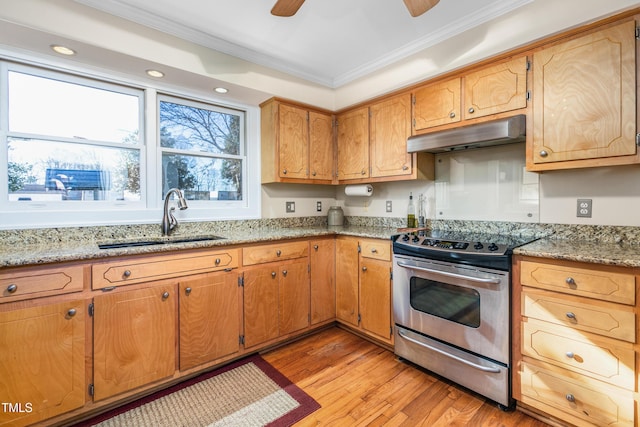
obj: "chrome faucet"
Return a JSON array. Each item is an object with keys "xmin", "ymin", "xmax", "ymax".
[{"xmin": 162, "ymin": 188, "xmax": 188, "ymax": 236}]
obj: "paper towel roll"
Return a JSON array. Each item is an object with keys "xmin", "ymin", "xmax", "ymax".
[{"xmin": 345, "ymin": 184, "xmax": 373, "ymax": 197}]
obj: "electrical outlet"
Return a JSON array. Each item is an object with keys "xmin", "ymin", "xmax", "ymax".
[
  {"xmin": 386, "ymin": 200, "xmax": 392, "ymax": 213},
  {"xmin": 577, "ymin": 199, "xmax": 592, "ymax": 218},
  {"xmin": 286, "ymin": 201, "xmax": 295, "ymax": 213},
  {"xmin": 316, "ymin": 201, "xmax": 322, "ymax": 212}
]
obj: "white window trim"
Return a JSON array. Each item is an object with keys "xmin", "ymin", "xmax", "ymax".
[{"xmin": 0, "ymin": 57, "xmax": 261, "ymax": 230}]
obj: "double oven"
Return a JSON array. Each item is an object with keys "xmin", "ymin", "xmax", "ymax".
[{"xmin": 392, "ymin": 231, "xmax": 536, "ymax": 408}]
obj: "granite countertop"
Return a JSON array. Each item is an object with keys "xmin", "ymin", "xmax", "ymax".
[{"xmin": 0, "ymin": 225, "xmax": 398, "ymax": 268}]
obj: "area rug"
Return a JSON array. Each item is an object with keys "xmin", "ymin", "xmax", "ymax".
[{"xmin": 73, "ymin": 354, "xmax": 320, "ymax": 427}]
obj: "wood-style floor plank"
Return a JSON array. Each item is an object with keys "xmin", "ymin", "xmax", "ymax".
[{"xmin": 262, "ymin": 327, "xmax": 550, "ymax": 427}]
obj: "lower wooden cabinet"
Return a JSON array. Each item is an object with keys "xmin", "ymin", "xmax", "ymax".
[
  {"xmin": 179, "ymin": 270, "xmax": 241, "ymax": 371},
  {"xmin": 0, "ymin": 299, "xmax": 86, "ymax": 427},
  {"xmin": 93, "ymin": 284, "xmax": 177, "ymax": 401},
  {"xmin": 310, "ymin": 238, "xmax": 336, "ymax": 325}
]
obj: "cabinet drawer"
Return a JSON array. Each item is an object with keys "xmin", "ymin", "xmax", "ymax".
[
  {"xmin": 522, "ymin": 318, "xmax": 634, "ymax": 390},
  {"xmin": 0, "ymin": 264, "xmax": 84, "ymax": 302},
  {"xmin": 243, "ymin": 241, "xmax": 308, "ymax": 266},
  {"xmin": 523, "ymin": 288, "xmax": 635, "ymax": 343},
  {"xmin": 521, "ymin": 361, "xmax": 634, "ymax": 427},
  {"xmin": 360, "ymin": 239, "xmax": 391, "ymax": 261},
  {"xmin": 520, "ymin": 260, "xmax": 635, "ymax": 305},
  {"xmin": 92, "ymin": 248, "xmax": 239, "ymax": 289}
]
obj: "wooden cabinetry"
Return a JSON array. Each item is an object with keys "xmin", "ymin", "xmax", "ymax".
[
  {"xmin": 242, "ymin": 241, "xmax": 310, "ymax": 348},
  {"xmin": 413, "ymin": 56, "xmax": 528, "ymax": 133},
  {"xmin": 335, "ymin": 236, "xmax": 393, "ymax": 345},
  {"xmin": 179, "ymin": 270, "xmax": 241, "ymax": 371},
  {"xmin": 261, "ymin": 98, "xmax": 334, "ymax": 184},
  {"xmin": 529, "ymin": 20, "xmax": 638, "ymax": 171},
  {"xmin": 0, "ymin": 298, "xmax": 86, "ymax": 427},
  {"xmin": 337, "ymin": 96, "xmax": 434, "ymax": 184},
  {"xmin": 513, "ymin": 256, "xmax": 638, "ymax": 427},
  {"xmin": 309, "ymin": 237, "xmax": 336, "ymax": 325},
  {"xmin": 93, "ymin": 284, "xmax": 177, "ymax": 401},
  {"xmin": 1, "ymin": 262, "xmax": 84, "ymax": 302}
]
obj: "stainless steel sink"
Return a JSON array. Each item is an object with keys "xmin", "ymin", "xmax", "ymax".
[{"xmin": 98, "ymin": 235, "xmax": 225, "ymax": 249}]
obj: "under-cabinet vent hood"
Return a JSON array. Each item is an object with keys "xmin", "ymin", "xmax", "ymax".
[{"xmin": 407, "ymin": 115, "xmax": 526, "ymax": 153}]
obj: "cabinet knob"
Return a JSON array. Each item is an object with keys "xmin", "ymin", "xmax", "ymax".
[
  {"xmin": 67, "ymin": 308, "xmax": 77, "ymax": 318},
  {"xmin": 276, "ymin": 250, "xmax": 282, "ymax": 257},
  {"xmin": 468, "ymin": 107, "xmax": 475, "ymax": 114},
  {"xmin": 371, "ymin": 248, "xmax": 378, "ymax": 253},
  {"xmin": 215, "ymin": 258, "xmax": 221, "ymax": 265},
  {"xmin": 361, "ymin": 169, "xmax": 366, "ymax": 175},
  {"xmin": 402, "ymin": 165, "xmax": 409, "ymax": 171},
  {"xmin": 123, "ymin": 270, "xmax": 132, "ymax": 278},
  {"xmin": 162, "ymin": 291, "xmax": 170, "ymax": 300},
  {"xmin": 312, "ymin": 171, "xmax": 317, "ymax": 176},
  {"xmin": 449, "ymin": 112, "xmax": 456, "ymax": 118},
  {"xmin": 565, "ymin": 277, "xmax": 576, "ymax": 286},
  {"xmin": 565, "ymin": 312, "xmax": 576, "ymax": 320},
  {"xmin": 282, "ymin": 169, "xmax": 287, "ymax": 175},
  {"xmin": 314, "ymin": 245, "xmax": 319, "ymax": 251},
  {"xmin": 6, "ymin": 284, "xmax": 17, "ymax": 294},
  {"xmin": 362, "ymin": 266, "xmax": 367, "ymax": 272},
  {"xmin": 539, "ymin": 150, "xmax": 548, "ymax": 157},
  {"xmin": 271, "ymin": 271, "xmax": 277, "ymax": 278},
  {"xmin": 185, "ymin": 287, "xmax": 192, "ymax": 295},
  {"xmin": 566, "ymin": 351, "xmax": 575, "ymax": 359},
  {"xmin": 282, "ymin": 270, "xmax": 288, "ymax": 277},
  {"xmin": 565, "ymin": 394, "xmax": 575, "ymax": 403}
]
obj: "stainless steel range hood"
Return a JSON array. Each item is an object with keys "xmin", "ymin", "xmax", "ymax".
[{"xmin": 407, "ymin": 115, "xmax": 526, "ymax": 153}]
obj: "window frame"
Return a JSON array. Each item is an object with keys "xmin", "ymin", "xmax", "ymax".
[{"xmin": 0, "ymin": 58, "xmax": 261, "ymax": 229}]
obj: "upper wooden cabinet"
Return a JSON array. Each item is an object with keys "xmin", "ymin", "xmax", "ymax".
[
  {"xmin": 413, "ymin": 56, "xmax": 528, "ymax": 133},
  {"xmin": 261, "ymin": 98, "xmax": 335, "ymax": 184},
  {"xmin": 337, "ymin": 96, "xmax": 434, "ymax": 184},
  {"xmin": 529, "ymin": 20, "xmax": 638, "ymax": 170}
]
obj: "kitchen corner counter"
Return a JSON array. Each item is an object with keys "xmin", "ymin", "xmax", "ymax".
[
  {"xmin": 514, "ymin": 237, "xmax": 640, "ymax": 268},
  {"xmin": 0, "ymin": 224, "xmax": 398, "ymax": 268}
]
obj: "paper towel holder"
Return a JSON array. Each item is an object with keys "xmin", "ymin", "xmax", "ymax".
[{"xmin": 345, "ymin": 184, "xmax": 373, "ymax": 197}]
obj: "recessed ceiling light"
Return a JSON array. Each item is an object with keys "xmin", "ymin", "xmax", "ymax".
[
  {"xmin": 214, "ymin": 87, "xmax": 228, "ymax": 94},
  {"xmin": 50, "ymin": 45, "xmax": 76, "ymax": 56},
  {"xmin": 146, "ymin": 69, "xmax": 165, "ymax": 78}
]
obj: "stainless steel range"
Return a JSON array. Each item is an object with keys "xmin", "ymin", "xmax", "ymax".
[{"xmin": 392, "ymin": 230, "xmax": 537, "ymax": 409}]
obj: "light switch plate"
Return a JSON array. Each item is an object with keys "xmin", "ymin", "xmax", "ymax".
[
  {"xmin": 286, "ymin": 201, "xmax": 295, "ymax": 213},
  {"xmin": 386, "ymin": 200, "xmax": 392, "ymax": 212}
]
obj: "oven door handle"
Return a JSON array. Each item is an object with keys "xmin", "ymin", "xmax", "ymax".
[
  {"xmin": 398, "ymin": 329, "xmax": 502, "ymax": 373},
  {"xmin": 396, "ymin": 262, "xmax": 502, "ymax": 285}
]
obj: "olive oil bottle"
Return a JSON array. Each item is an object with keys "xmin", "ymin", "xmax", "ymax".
[{"xmin": 407, "ymin": 192, "xmax": 416, "ymax": 228}]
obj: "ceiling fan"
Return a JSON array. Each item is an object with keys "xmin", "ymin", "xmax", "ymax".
[{"xmin": 271, "ymin": 0, "xmax": 440, "ymax": 17}]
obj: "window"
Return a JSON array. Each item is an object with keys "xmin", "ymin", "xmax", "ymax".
[{"xmin": 0, "ymin": 61, "xmax": 260, "ymax": 228}]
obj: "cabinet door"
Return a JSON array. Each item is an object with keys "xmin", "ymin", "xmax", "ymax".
[
  {"xmin": 279, "ymin": 260, "xmax": 310, "ymax": 335},
  {"xmin": 310, "ymin": 238, "xmax": 336, "ymax": 325},
  {"xmin": 337, "ymin": 107, "xmax": 369, "ymax": 180},
  {"xmin": 93, "ymin": 285, "xmax": 176, "ymax": 401},
  {"xmin": 370, "ymin": 94, "xmax": 413, "ymax": 178},
  {"xmin": 179, "ymin": 271, "xmax": 240, "ymax": 371},
  {"xmin": 0, "ymin": 300, "xmax": 85, "ymax": 426},
  {"xmin": 243, "ymin": 266, "xmax": 279, "ymax": 348},
  {"xmin": 463, "ymin": 56, "xmax": 528, "ymax": 120},
  {"xmin": 335, "ymin": 237, "xmax": 359, "ymax": 326},
  {"xmin": 279, "ymin": 103, "xmax": 309, "ymax": 179},
  {"xmin": 309, "ymin": 111, "xmax": 334, "ymax": 181},
  {"xmin": 413, "ymin": 77, "xmax": 461, "ymax": 131},
  {"xmin": 532, "ymin": 20, "xmax": 636, "ymax": 164},
  {"xmin": 359, "ymin": 258, "xmax": 392, "ymax": 342}
]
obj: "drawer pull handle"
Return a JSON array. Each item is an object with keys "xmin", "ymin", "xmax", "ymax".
[
  {"xmin": 468, "ymin": 107, "xmax": 475, "ymax": 114},
  {"xmin": 449, "ymin": 112, "xmax": 456, "ymax": 118},
  {"xmin": 362, "ymin": 266, "xmax": 368, "ymax": 272},
  {"xmin": 271, "ymin": 271, "xmax": 277, "ymax": 278},
  {"xmin": 6, "ymin": 284, "xmax": 17, "ymax": 294},
  {"xmin": 162, "ymin": 291, "xmax": 170, "ymax": 300},
  {"xmin": 314, "ymin": 245, "xmax": 319, "ymax": 251},
  {"xmin": 566, "ymin": 312, "xmax": 576, "ymax": 320},
  {"xmin": 565, "ymin": 394, "xmax": 575, "ymax": 403},
  {"xmin": 123, "ymin": 270, "xmax": 132, "ymax": 278},
  {"xmin": 185, "ymin": 287, "xmax": 192, "ymax": 295},
  {"xmin": 540, "ymin": 150, "xmax": 548, "ymax": 157},
  {"xmin": 371, "ymin": 248, "xmax": 378, "ymax": 253},
  {"xmin": 282, "ymin": 270, "xmax": 288, "ymax": 277},
  {"xmin": 67, "ymin": 308, "xmax": 77, "ymax": 318},
  {"xmin": 565, "ymin": 277, "xmax": 576, "ymax": 286},
  {"xmin": 282, "ymin": 169, "xmax": 287, "ymax": 175},
  {"xmin": 215, "ymin": 258, "xmax": 221, "ymax": 265},
  {"xmin": 276, "ymin": 250, "xmax": 282, "ymax": 257},
  {"xmin": 566, "ymin": 351, "xmax": 575, "ymax": 359}
]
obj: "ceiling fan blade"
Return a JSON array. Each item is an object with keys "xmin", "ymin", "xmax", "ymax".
[
  {"xmin": 271, "ymin": 0, "xmax": 306, "ymax": 17},
  {"xmin": 403, "ymin": 0, "xmax": 440, "ymax": 17}
]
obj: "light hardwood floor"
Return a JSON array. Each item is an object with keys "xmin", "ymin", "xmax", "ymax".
[{"xmin": 262, "ymin": 327, "xmax": 550, "ymax": 426}]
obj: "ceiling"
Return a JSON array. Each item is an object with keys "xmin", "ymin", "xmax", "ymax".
[{"xmin": 76, "ymin": 0, "xmax": 534, "ymax": 88}]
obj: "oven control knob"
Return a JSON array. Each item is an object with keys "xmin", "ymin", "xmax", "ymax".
[
  {"xmin": 473, "ymin": 242, "xmax": 483, "ymax": 250},
  {"xmin": 488, "ymin": 243, "xmax": 499, "ymax": 251},
  {"xmin": 412, "ymin": 235, "xmax": 420, "ymax": 243},
  {"xmin": 402, "ymin": 234, "xmax": 410, "ymax": 241}
]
